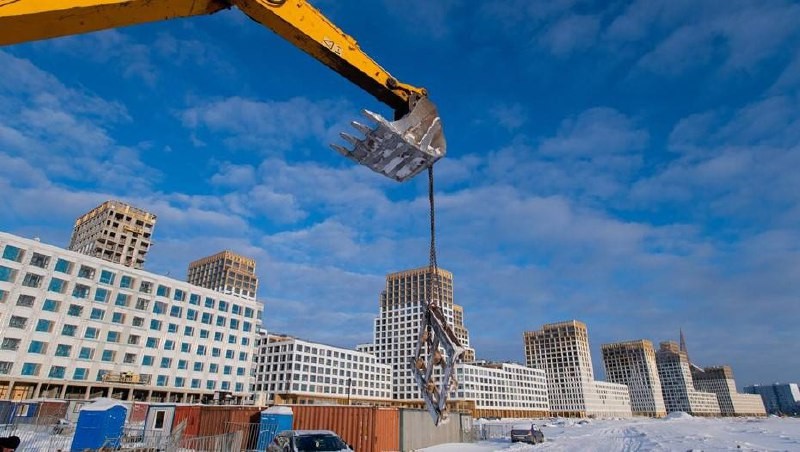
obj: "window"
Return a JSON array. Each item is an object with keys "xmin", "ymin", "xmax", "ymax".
[
  {"xmin": 135, "ymin": 297, "xmax": 149, "ymax": 310},
  {"xmin": 169, "ymin": 306, "xmax": 182, "ymax": 318},
  {"xmin": 22, "ymin": 272, "xmax": 44, "ymax": 288},
  {"xmin": 191, "ymin": 379, "xmax": 201, "ymax": 389},
  {"xmin": 168, "ymin": 323, "xmax": 178, "ymax": 333},
  {"xmin": 153, "ymin": 301, "xmax": 166, "ymax": 314},
  {"xmin": 61, "ymin": 324, "xmax": 77, "ymax": 336},
  {"xmin": 101, "ymin": 350, "xmax": 116, "ymax": 362},
  {"xmin": 223, "ymin": 365, "xmax": 232, "ymax": 375},
  {"xmin": 218, "ymin": 300, "xmax": 228, "ymax": 312},
  {"xmin": 173, "ymin": 289, "xmax": 185, "ymax": 301},
  {"xmin": 30, "ymin": 252, "xmax": 50, "ymax": 268},
  {"xmin": 21, "ymin": 363, "xmax": 40, "ymax": 376},
  {"xmin": 164, "ymin": 340, "xmax": 175, "ymax": 351},
  {"xmin": 193, "ymin": 362, "xmax": 204, "ymax": 371},
  {"xmin": 96, "ymin": 370, "xmax": 109, "ymax": 382},
  {"xmin": 1, "ymin": 338, "xmax": 20, "ymax": 351},
  {"xmin": 156, "ymin": 285, "xmax": 170, "ymax": 297},
  {"xmin": 201, "ymin": 312, "xmax": 212, "ymax": 324},
  {"xmin": 77, "ymin": 265, "xmax": 96, "ymax": 279},
  {"xmin": 196, "ymin": 345, "xmax": 206, "ymax": 356},
  {"xmin": 35, "ymin": 319, "xmax": 53, "ymax": 332},
  {"xmin": 142, "ymin": 355, "xmax": 154, "ymax": 366},
  {"xmin": 200, "ymin": 329, "xmax": 209, "ymax": 339},
  {"xmin": 72, "ymin": 284, "xmax": 90, "ymax": 299},
  {"xmin": 237, "ymin": 367, "xmax": 245, "ymax": 376},
  {"xmin": 28, "ymin": 341, "xmax": 47, "ymax": 354},
  {"xmin": 189, "ymin": 294, "xmax": 200, "ymax": 305},
  {"xmin": 67, "ymin": 304, "xmax": 83, "ymax": 317},
  {"xmin": 204, "ymin": 297, "xmax": 215, "ymax": 308},
  {"xmin": 123, "ymin": 353, "xmax": 137, "ymax": 364},
  {"xmin": 177, "ymin": 360, "xmax": 188, "ymax": 370},
  {"xmin": 187, "ymin": 309, "xmax": 198, "ymax": 321},
  {"xmin": 78, "ymin": 347, "xmax": 94, "ymax": 359},
  {"xmin": 212, "ymin": 347, "xmax": 221, "ymax": 357},
  {"xmin": 115, "ymin": 293, "xmax": 130, "ymax": 307},
  {"xmin": 216, "ymin": 316, "xmax": 226, "ymax": 327},
  {"xmin": 241, "ymin": 337, "xmax": 249, "ymax": 346},
  {"xmin": 214, "ymin": 332, "xmax": 223, "ymax": 342},
  {"xmin": 90, "ymin": 308, "xmax": 105, "ymax": 320},
  {"xmin": 0, "ymin": 289, "xmax": 5, "ymax": 303},
  {"xmin": 160, "ymin": 358, "xmax": 172, "ymax": 368},
  {"xmin": 73, "ymin": 368, "xmax": 88, "ymax": 380},
  {"xmin": 42, "ymin": 299, "xmax": 61, "ymax": 312},
  {"xmin": 0, "ymin": 362, "xmax": 12, "ymax": 375},
  {"xmin": 243, "ymin": 321, "xmax": 252, "ymax": 332},
  {"xmin": 84, "ymin": 327, "xmax": 99, "ymax": 339},
  {"xmin": 209, "ymin": 364, "xmax": 218, "ymax": 373},
  {"xmin": 228, "ymin": 335, "xmax": 236, "ymax": 344},
  {"xmin": 94, "ymin": 287, "xmax": 109, "ymax": 303},
  {"xmin": 244, "ymin": 307, "xmax": 254, "ymax": 318},
  {"xmin": 99, "ymin": 270, "xmax": 115, "ymax": 285},
  {"xmin": 48, "ymin": 277, "xmax": 67, "ymax": 293},
  {"xmin": 9, "ymin": 316, "xmax": 27, "ymax": 329},
  {"xmin": 139, "ymin": 280, "xmax": 153, "ymax": 294},
  {"xmin": 239, "ymin": 352, "xmax": 248, "ymax": 361},
  {"xmin": 175, "ymin": 377, "xmax": 185, "ymax": 388},
  {"xmin": 128, "ymin": 335, "xmax": 140, "ymax": 345},
  {"xmin": 150, "ymin": 319, "xmax": 162, "ymax": 331},
  {"xmin": 232, "ymin": 304, "xmax": 241, "ymax": 315},
  {"xmin": 120, "ymin": 275, "xmax": 133, "ymax": 289},
  {"xmin": 206, "ymin": 380, "xmax": 216, "ymax": 390},
  {"xmin": 146, "ymin": 337, "xmax": 159, "ymax": 348},
  {"xmin": 112, "ymin": 312, "xmax": 125, "ymax": 324},
  {"xmin": 221, "ymin": 382, "xmax": 230, "ymax": 391},
  {"xmin": 132, "ymin": 317, "xmax": 145, "ymax": 327},
  {"xmin": 54, "ymin": 258, "xmax": 73, "ymax": 274},
  {"xmin": 235, "ymin": 383, "xmax": 243, "ymax": 392},
  {"xmin": 0, "ymin": 266, "xmax": 17, "ymax": 283},
  {"xmin": 184, "ymin": 326, "xmax": 194, "ymax": 336},
  {"xmin": 180, "ymin": 343, "xmax": 191, "ymax": 353},
  {"xmin": 2, "ymin": 245, "xmax": 24, "ymax": 262},
  {"xmin": 230, "ymin": 319, "xmax": 239, "ymax": 330},
  {"xmin": 16, "ymin": 294, "xmax": 35, "ymax": 307},
  {"xmin": 107, "ymin": 331, "xmax": 120, "ymax": 342},
  {"xmin": 225, "ymin": 350, "xmax": 234, "ymax": 359},
  {"xmin": 55, "ymin": 344, "xmax": 72, "ymax": 357}
]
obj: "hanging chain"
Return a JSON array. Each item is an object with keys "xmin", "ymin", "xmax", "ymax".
[{"xmin": 428, "ymin": 166, "xmax": 439, "ymax": 308}]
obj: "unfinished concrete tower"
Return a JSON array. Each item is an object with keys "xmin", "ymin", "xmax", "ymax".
[
  {"xmin": 187, "ymin": 250, "xmax": 259, "ymax": 301},
  {"xmin": 601, "ymin": 340, "xmax": 667, "ymax": 417}
]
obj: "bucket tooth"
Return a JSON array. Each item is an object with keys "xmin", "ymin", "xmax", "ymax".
[
  {"xmin": 339, "ymin": 132, "xmax": 361, "ymax": 147},
  {"xmin": 351, "ymin": 120, "xmax": 374, "ymax": 136},
  {"xmin": 330, "ymin": 144, "xmax": 352, "ymax": 158}
]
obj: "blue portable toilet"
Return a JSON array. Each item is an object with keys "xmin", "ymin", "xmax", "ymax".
[
  {"xmin": 71, "ymin": 398, "xmax": 128, "ymax": 451},
  {"xmin": 257, "ymin": 406, "xmax": 293, "ymax": 451}
]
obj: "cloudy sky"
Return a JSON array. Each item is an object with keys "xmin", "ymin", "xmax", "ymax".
[{"xmin": 2, "ymin": 0, "xmax": 799, "ymax": 386}]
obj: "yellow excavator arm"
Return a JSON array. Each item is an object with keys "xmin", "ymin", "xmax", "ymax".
[{"xmin": 0, "ymin": 0, "xmax": 445, "ymax": 181}]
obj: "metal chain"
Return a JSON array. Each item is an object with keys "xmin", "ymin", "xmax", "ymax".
[{"xmin": 428, "ymin": 166, "xmax": 439, "ymax": 308}]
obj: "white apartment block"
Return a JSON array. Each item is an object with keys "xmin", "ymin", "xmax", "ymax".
[
  {"xmin": 655, "ymin": 342, "xmax": 720, "ymax": 416},
  {"xmin": 357, "ymin": 267, "xmax": 548, "ymax": 418},
  {"xmin": 451, "ymin": 362, "xmax": 549, "ymax": 418},
  {"xmin": 524, "ymin": 320, "xmax": 632, "ymax": 418},
  {"xmin": 253, "ymin": 331, "xmax": 392, "ymax": 406},
  {"xmin": 602, "ymin": 340, "xmax": 667, "ymax": 417},
  {"xmin": 68, "ymin": 200, "xmax": 156, "ymax": 270},
  {"xmin": 0, "ymin": 232, "xmax": 261, "ymax": 403},
  {"xmin": 692, "ymin": 366, "xmax": 766, "ymax": 417}
]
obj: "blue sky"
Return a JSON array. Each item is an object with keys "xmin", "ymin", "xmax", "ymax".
[{"xmin": 2, "ymin": 0, "xmax": 799, "ymax": 387}]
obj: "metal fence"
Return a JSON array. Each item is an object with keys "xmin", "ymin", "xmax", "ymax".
[{"xmin": 0, "ymin": 416, "xmax": 74, "ymax": 452}]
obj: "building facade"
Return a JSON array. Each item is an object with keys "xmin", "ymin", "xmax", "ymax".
[
  {"xmin": 68, "ymin": 200, "xmax": 157, "ymax": 270},
  {"xmin": 744, "ymin": 383, "xmax": 800, "ymax": 415},
  {"xmin": 357, "ymin": 266, "xmax": 548, "ymax": 418},
  {"xmin": 187, "ymin": 251, "xmax": 258, "ymax": 301},
  {"xmin": 0, "ymin": 232, "xmax": 261, "ymax": 403},
  {"xmin": 601, "ymin": 340, "xmax": 667, "ymax": 417},
  {"xmin": 655, "ymin": 342, "xmax": 720, "ymax": 416},
  {"xmin": 691, "ymin": 366, "xmax": 766, "ymax": 416},
  {"xmin": 524, "ymin": 320, "xmax": 632, "ymax": 418},
  {"xmin": 253, "ymin": 332, "xmax": 392, "ymax": 406}
]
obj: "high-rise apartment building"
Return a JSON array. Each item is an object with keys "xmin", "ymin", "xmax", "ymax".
[
  {"xmin": 744, "ymin": 383, "xmax": 800, "ymax": 415},
  {"xmin": 691, "ymin": 366, "xmax": 766, "ymax": 416},
  {"xmin": 357, "ymin": 266, "xmax": 548, "ymax": 418},
  {"xmin": 655, "ymin": 341, "xmax": 720, "ymax": 416},
  {"xmin": 0, "ymin": 231, "xmax": 260, "ymax": 403},
  {"xmin": 68, "ymin": 200, "xmax": 156, "ymax": 269},
  {"xmin": 187, "ymin": 251, "xmax": 258, "ymax": 301},
  {"xmin": 524, "ymin": 320, "xmax": 632, "ymax": 418},
  {"xmin": 601, "ymin": 340, "xmax": 667, "ymax": 417},
  {"xmin": 252, "ymin": 331, "xmax": 392, "ymax": 406}
]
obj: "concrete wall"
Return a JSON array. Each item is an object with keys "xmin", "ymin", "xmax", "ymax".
[{"xmin": 399, "ymin": 409, "xmax": 472, "ymax": 451}]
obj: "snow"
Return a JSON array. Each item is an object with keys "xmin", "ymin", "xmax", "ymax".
[
  {"xmin": 422, "ymin": 416, "xmax": 800, "ymax": 452},
  {"xmin": 263, "ymin": 405, "xmax": 293, "ymax": 415},
  {"xmin": 80, "ymin": 397, "xmax": 127, "ymax": 411}
]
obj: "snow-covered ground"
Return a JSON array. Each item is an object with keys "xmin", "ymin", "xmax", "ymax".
[{"xmin": 423, "ymin": 414, "xmax": 800, "ymax": 452}]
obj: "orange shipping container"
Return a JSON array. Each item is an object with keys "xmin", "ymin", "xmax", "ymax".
[
  {"xmin": 173, "ymin": 405, "xmax": 201, "ymax": 437},
  {"xmin": 289, "ymin": 405, "xmax": 399, "ymax": 452}
]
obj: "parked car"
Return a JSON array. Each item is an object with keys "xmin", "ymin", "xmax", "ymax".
[
  {"xmin": 510, "ymin": 423, "xmax": 545, "ymax": 444},
  {"xmin": 267, "ymin": 430, "xmax": 353, "ymax": 452}
]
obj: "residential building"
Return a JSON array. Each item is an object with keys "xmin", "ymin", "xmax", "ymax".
[
  {"xmin": 357, "ymin": 266, "xmax": 548, "ymax": 418},
  {"xmin": 187, "ymin": 251, "xmax": 258, "ymax": 301},
  {"xmin": 744, "ymin": 383, "xmax": 800, "ymax": 415},
  {"xmin": 692, "ymin": 366, "xmax": 766, "ymax": 417},
  {"xmin": 68, "ymin": 200, "xmax": 156, "ymax": 270},
  {"xmin": 524, "ymin": 321, "xmax": 632, "ymax": 418},
  {"xmin": 253, "ymin": 332, "xmax": 392, "ymax": 406},
  {"xmin": 655, "ymin": 341, "xmax": 720, "ymax": 416},
  {"xmin": 0, "ymin": 231, "xmax": 261, "ymax": 403},
  {"xmin": 601, "ymin": 340, "xmax": 667, "ymax": 417}
]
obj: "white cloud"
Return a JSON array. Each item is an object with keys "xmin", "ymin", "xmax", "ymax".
[{"xmin": 538, "ymin": 14, "xmax": 601, "ymax": 57}]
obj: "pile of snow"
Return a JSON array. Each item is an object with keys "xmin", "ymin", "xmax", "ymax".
[{"xmin": 665, "ymin": 411, "xmax": 693, "ymax": 420}]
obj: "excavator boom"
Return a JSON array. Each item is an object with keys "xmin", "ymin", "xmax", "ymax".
[{"xmin": 0, "ymin": 0, "xmax": 445, "ymax": 181}]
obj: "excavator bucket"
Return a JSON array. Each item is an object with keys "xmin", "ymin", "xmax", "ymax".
[{"xmin": 331, "ymin": 98, "xmax": 446, "ymax": 182}]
